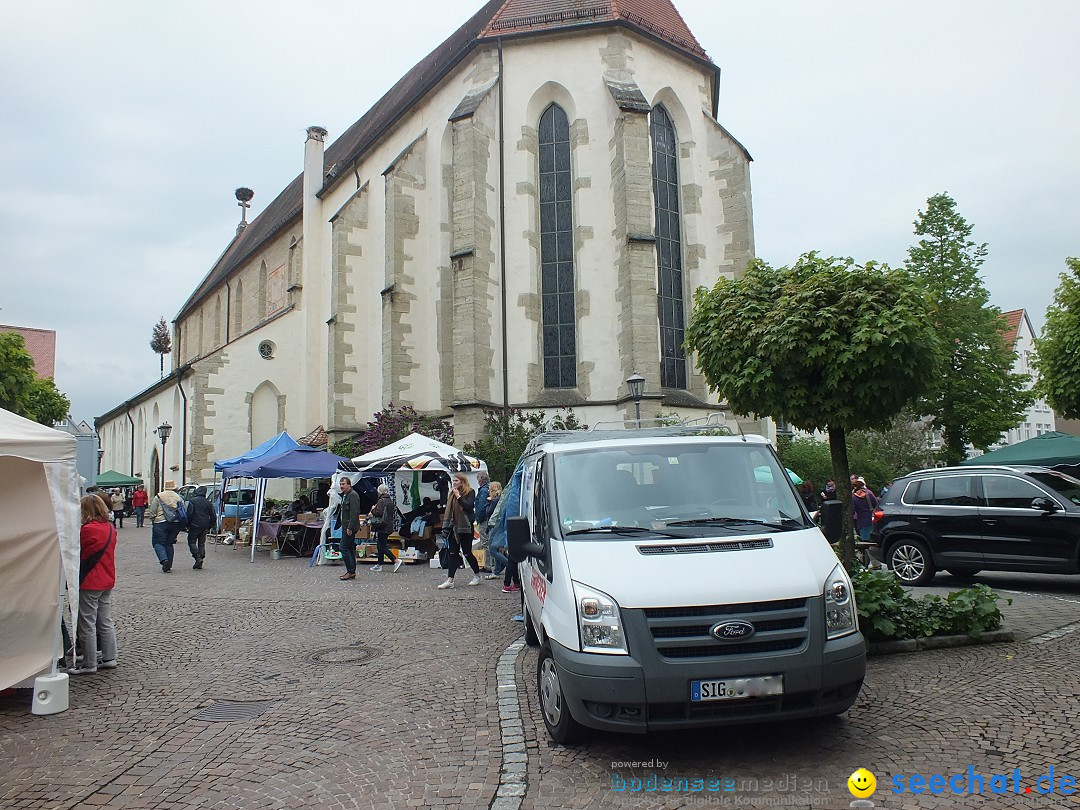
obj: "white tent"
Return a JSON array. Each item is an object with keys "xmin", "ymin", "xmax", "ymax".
[{"xmin": 0, "ymin": 408, "xmax": 81, "ymax": 707}]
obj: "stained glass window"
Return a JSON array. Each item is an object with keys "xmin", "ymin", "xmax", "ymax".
[
  {"xmin": 650, "ymin": 106, "xmax": 687, "ymax": 390},
  {"xmin": 539, "ymin": 104, "xmax": 576, "ymax": 388}
]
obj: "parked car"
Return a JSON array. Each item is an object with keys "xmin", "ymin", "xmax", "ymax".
[
  {"xmin": 222, "ymin": 487, "xmax": 257, "ymax": 520},
  {"xmin": 871, "ymin": 465, "xmax": 1080, "ymax": 585}
]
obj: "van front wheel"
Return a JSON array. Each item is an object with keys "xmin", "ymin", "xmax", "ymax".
[{"xmin": 537, "ymin": 644, "xmax": 583, "ymax": 744}]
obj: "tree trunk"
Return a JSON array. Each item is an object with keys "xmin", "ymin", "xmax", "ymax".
[
  {"xmin": 159, "ymin": 352, "xmax": 164, "ymax": 379},
  {"xmin": 827, "ymin": 424, "xmax": 855, "ymax": 568}
]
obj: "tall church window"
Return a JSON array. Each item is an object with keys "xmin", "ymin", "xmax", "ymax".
[
  {"xmin": 650, "ymin": 105, "xmax": 687, "ymax": 390},
  {"xmin": 538, "ymin": 103, "xmax": 576, "ymax": 389}
]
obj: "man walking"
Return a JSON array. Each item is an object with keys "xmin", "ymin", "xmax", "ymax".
[
  {"xmin": 185, "ymin": 486, "xmax": 217, "ymax": 569},
  {"xmin": 338, "ymin": 477, "xmax": 362, "ymax": 581}
]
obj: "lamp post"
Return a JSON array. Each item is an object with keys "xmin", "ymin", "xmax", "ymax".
[
  {"xmin": 626, "ymin": 373, "xmax": 645, "ymax": 429},
  {"xmin": 96, "ymin": 447, "xmax": 104, "ymax": 476},
  {"xmin": 156, "ymin": 422, "xmax": 172, "ymax": 489}
]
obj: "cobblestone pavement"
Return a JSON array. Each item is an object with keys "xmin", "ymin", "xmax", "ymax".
[{"xmin": 2, "ymin": 528, "xmax": 1079, "ymax": 810}]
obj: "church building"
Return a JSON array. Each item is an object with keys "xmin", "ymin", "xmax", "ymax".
[{"xmin": 97, "ymin": 0, "xmax": 759, "ymax": 489}]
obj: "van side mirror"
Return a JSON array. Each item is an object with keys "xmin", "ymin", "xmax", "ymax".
[
  {"xmin": 1032, "ymin": 497, "xmax": 1059, "ymax": 513},
  {"xmin": 820, "ymin": 500, "xmax": 844, "ymax": 543},
  {"xmin": 507, "ymin": 516, "xmax": 543, "ymax": 562}
]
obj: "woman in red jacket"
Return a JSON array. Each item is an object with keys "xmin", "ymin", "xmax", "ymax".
[{"xmin": 70, "ymin": 494, "xmax": 118, "ymax": 675}]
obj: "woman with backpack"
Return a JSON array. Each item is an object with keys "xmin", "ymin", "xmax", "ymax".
[
  {"xmin": 146, "ymin": 480, "xmax": 185, "ymax": 573},
  {"xmin": 368, "ymin": 483, "xmax": 401, "ymax": 573}
]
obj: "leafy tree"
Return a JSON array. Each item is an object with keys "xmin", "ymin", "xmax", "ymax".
[
  {"xmin": 150, "ymin": 317, "xmax": 172, "ymax": 379},
  {"xmin": 685, "ymin": 253, "xmax": 941, "ymax": 564},
  {"xmin": 905, "ymin": 193, "xmax": 1033, "ymax": 464},
  {"xmin": 0, "ymin": 331, "xmax": 70, "ymax": 425},
  {"xmin": 464, "ymin": 408, "xmax": 586, "ymax": 483},
  {"xmin": 330, "ymin": 403, "xmax": 454, "ymax": 460},
  {"xmin": 1034, "ymin": 258, "xmax": 1080, "ymax": 418}
]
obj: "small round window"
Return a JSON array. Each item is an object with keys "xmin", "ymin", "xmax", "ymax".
[{"xmin": 258, "ymin": 340, "xmax": 275, "ymax": 359}]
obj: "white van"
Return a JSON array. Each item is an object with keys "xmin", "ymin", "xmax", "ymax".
[{"xmin": 506, "ymin": 428, "xmax": 865, "ymax": 743}]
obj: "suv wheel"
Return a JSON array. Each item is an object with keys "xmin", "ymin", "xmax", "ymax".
[{"xmin": 887, "ymin": 539, "xmax": 935, "ymax": 585}]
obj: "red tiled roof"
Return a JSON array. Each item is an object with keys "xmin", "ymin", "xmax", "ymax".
[
  {"xmin": 176, "ymin": 0, "xmax": 710, "ymax": 320},
  {"xmin": 482, "ymin": 0, "xmax": 707, "ymax": 59},
  {"xmin": 1000, "ymin": 309, "xmax": 1024, "ymax": 348},
  {"xmin": 298, "ymin": 425, "xmax": 329, "ymax": 447},
  {"xmin": 0, "ymin": 324, "xmax": 56, "ymax": 378}
]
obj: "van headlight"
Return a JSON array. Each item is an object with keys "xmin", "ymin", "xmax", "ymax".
[
  {"xmin": 573, "ymin": 582, "xmax": 627, "ymax": 655},
  {"xmin": 824, "ymin": 564, "xmax": 858, "ymax": 639}
]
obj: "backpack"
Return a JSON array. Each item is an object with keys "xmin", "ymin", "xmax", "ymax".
[{"xmin": 162, "ymin": 498, "xmax": 189, "ymax": 529}]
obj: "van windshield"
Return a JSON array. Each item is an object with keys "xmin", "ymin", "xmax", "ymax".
[{"xmin": 551, "ymin": 443, "xmax": 809, "ymax": 538}]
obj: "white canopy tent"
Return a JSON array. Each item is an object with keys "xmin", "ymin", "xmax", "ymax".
[{"xmin": 0, "ymin": 408, "xmax": 81, "ymax": 711}]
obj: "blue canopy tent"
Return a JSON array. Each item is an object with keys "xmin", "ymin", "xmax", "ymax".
[
  {"xmin": 214, "ymin": 431, "xmax": 301, "ymax": 473},
  {"xmin": 226, "ymin": 445, "xmax": 350, "ymax": 561}
]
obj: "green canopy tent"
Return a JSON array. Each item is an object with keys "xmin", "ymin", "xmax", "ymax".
[
  {"xmin": 95, "ymin": 470, "xmax": 143, "ymax": 487},
  {"xmin": 958, "ymin": 431, "xmax": 1080, "ymax": 468}
]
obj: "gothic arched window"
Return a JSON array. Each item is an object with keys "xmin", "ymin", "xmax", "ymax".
[
  {"xmin": 650, "ymin": 105, "xmax": 687, "ymax": 390},
  {"xmin": 538, "ymin": 103, "xmax": 576, "ymax": 389}
]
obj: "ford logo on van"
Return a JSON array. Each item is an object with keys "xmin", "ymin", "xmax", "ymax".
[{"xmin": 711, "ymin": 620, "xmax": 755, "ymax": 641}]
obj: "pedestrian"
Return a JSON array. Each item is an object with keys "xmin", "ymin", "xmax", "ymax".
[
  {"xmin": 368, "ymin": 483, "xmax": 402, "ymax": 573},
  {"xmin": 185, "ymin": 485, "xmax": 216, "ymax": 569},
  {"xmin": 482, "ymin": 482, "xmax": 504, "ymax": 579},
  {"xmin": 821, "ymin": 479, "xmax": 839, "ymax": 503},
  {"xmin": 132, "ymin": 484, "xmax": 149, "ymax": 528},
  {"xmin": 337, "ymin": 476, "xmax": 362, "ymax": 580},
  {"xmin": 146, "ymin": 480, "xmax": 184, "ymax": 573},
  {"xmin": 69, "ymin": 494, "xmax": 118, "ymax": 674},
  {"xmin": 798, "ymin": 481, "xmax": 819, "ymax": 512},
  {"xmin": 436, "ymin": 473, "xmax": 482, "ymax": 589},
  {"xmin": 851, "ymin": 478, "xmax": 879, "ymax": 542},
  {"xmin": 109, "ymin": 489, "xmax": 125, "ymax": 528},
  {"xmin": 473, "ymin": 473, "xmax": 493, "ymax": 569}
]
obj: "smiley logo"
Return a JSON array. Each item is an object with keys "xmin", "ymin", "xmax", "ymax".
[{"xmin": 848, "ymin": 768, "xmax": 876, "ymax": 798}]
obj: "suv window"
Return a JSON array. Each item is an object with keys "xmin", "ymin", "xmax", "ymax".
[
  {"xmin": 981, "ymin": 475, "xmax": 1045, "ymax": 509},
  {"xmin": 1028, "ymin": 471, "xmax": 1080, "ymax": 506},
  {"xmin": 908, "ymin": 475, "xmax": 980, "ymax": 506}
]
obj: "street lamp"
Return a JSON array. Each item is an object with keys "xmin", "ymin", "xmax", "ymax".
[
  {"xmin": 96, "ymin": 447, "xmax": 104, "ymax": 475},
  {"xmin": 156, "ymin": 422, "xmax": 172, "ymax": 489},
  {"xmin": 626, "ymin": 373, "xmax": 645, "ymax": 429}
]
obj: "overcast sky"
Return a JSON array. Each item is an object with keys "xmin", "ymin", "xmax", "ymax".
[{"xmin": 3, "ymin": 1, "xmax": 1077, "ymax": 423}]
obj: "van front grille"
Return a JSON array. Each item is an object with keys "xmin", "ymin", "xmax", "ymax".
[{"xmin": 642, "ymin": 598, "xmax": 811, "ymax": 660}]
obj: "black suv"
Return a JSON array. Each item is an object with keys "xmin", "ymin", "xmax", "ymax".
[{"xmin": 871, "ymin": 465, "xmax": 1080, "ymax": 585}]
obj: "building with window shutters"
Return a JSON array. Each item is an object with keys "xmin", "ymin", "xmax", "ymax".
[{"xmin": 96, "ymin": 0, "xmax": 761, "ymax": 486}]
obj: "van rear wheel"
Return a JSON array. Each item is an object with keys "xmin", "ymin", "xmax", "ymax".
[
  {"xmin": 537, "ymin": 643, "xmax": 583, "ymax": 744},
  {"xmin": 524, "ymin": 605, "xmax": 540, "ymax": 647}
]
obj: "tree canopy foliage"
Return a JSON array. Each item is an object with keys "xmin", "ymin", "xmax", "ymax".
[
  {"xmin": 686, "ymin": 253, "xmax": 940, "ymax": 433},
  {"xmin": 904, "ymin": 193, "xmax": 1033, "ymax": 464},
  {"xmin": 685, "ymin": 253, "xmax": 940, "ymax": 563},
  {"xmin": 0, "ymin": 331, "xmax": 70, "ymax": 426},
  {"xmin": 150, "ymin": 317, "xmax": 172, "ymax": 378},
  {"xmin": 1034, "ymin": 258, "xmax": 1080, "ymax": 419}
]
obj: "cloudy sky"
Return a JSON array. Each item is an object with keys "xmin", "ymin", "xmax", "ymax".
[{"xmin": 2, "ymin": 1, "xmax": 1077, "ymax": 422}]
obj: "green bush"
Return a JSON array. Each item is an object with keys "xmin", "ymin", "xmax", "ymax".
[{"xmin": 851, "ymin": 567, "xmax": 1009, "ymax": 642}]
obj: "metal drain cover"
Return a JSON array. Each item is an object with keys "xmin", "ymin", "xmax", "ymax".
[
  {"xmin": 304, "ymin": 645, "xmax": 380, "ymax": 666},
  {"xmin": 194, "ymin": 700, "xmax": 273, "ymax": 723}
]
